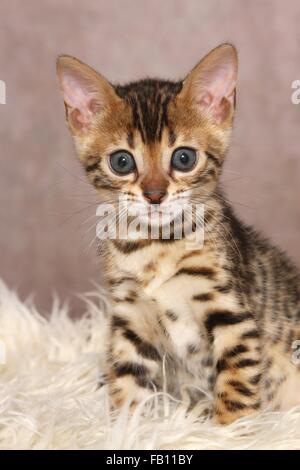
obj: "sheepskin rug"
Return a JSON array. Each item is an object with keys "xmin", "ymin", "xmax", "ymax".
[{"xmin": 0, "ymin": 280, "xmax": 300, "ymax": 450}]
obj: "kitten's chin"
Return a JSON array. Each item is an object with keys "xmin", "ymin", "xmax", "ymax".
[
  {"xmin": 138, "ymin": 212, "xmax": 172, "ymax": 227},
  {"xmin": 124, "ymin": 210, "xmax": 185, "ymax": 242},
  {"xmin": 139, "ymin": 207, "xmax": 184, "ymax": 226}
]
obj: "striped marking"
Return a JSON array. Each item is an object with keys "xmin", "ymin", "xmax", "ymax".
[
  {"xmin": 241, "ymin": 329, "xmax": 260, "ymax": 340},
  {"xmin": 165, "ymin": 310, "xmax": 178, "ymax": 321},
  {"xmin": 249, "ymin": 373, "xmax": 262, "ymax": 385},
  {"xmin": 227, "ymin": 380, "xmax": 254, "ymax": 397},
  {"xmin": 205, "ymin": 152, "xmax": 222, "ymax": 167},
  {"xmin": 205, "ymin": 310, "xmax": 254, "ymax": 338},
  {"xmin": 113, "ymin": 239, "xmax": 150, "ymax": 254},
  {"xmin": 224, "ymin": 344, "xmax": 248, "ymax": 359},
  {"xmin": 176, "ymin": 267, "xmax": 216, "ymax": 279},
  {"xmin": 111, "ymin": 315, "xmax": 128, "ymax": 329},
  {"xmin": 85, "ymin": 162, "xmax": 99, "ymax": 172},
  {"xmin": 216, "ymin": 358, "xmax": 229, "ymax": 373},
  {"xmin": 193, "ymin": 293, "xmax": 214, "ymax": 302},
  {"xmin": 123, "ymin": 328, "xmax": 160, "ymax": 361},
  {"xmin": 114, "ymin": 362, "xmax": 148, "ymax": 378},
  {"xmin": 235, "ymin": 358, "xmax": 260, "ymax": 369}
]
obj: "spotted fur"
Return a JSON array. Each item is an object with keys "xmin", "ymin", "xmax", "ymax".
[{"xmin": 57, "ymin": 44, "xmax": 300, "ymax": 424}]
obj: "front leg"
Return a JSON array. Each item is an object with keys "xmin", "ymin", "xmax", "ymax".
[
  {"xmin": 206, "ymin": 309, "xmax": 261, "ymax": 424},
  {"xmin": 107, "ymin": 277, "xmax": 162, "ymax": 410}
]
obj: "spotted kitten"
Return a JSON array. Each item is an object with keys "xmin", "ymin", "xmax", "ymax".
[{"xmin": 57, "ymin": 44, "xmax": 300, "ymax": 424}]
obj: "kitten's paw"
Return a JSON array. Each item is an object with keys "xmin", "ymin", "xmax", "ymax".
[
  {"xmin": 109, "ymin": 376, "xmax": 154, "ymax": 414},
  {"xmin": 213, "ymin": 404, "xmax": 258, "ymax": 425}
]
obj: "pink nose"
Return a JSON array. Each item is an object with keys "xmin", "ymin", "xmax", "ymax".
[{"xmin": 143, "ymin": 189, "xmax": 166, "ymax": 204}]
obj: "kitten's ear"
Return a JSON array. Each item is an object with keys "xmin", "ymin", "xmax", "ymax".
[
  {"xmin": 180, "ymin": 44, "xmax": 238, "ymax": 124},
  {"xmin": 56, "ymin": 55, "xmax": 119, "ymax": 133}
]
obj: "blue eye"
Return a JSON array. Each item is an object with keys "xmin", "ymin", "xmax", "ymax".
[
  {"xmin": 109, "ymin": 151, "xmax": 136, "ymax": 175},
  {"xmin": 171, "ymin": 147, "xmax": 197, "ymax": 172}
]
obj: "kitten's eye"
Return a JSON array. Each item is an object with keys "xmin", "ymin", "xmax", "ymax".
[
  {"xmin": 171, "ymin": 147, "xmax": 197, "ymax": 172},
  {"xmin": 109, "ymin": 151, "xmax": 136, "ymax": 175}
]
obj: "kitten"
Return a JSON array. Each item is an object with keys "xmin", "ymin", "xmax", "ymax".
[{"xmin": 57, "ymin": 44, "xmax": 300, "ymax": 424}]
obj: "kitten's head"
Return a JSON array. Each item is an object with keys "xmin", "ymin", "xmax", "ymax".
[{"xmin": 57, "ymin": 44, "xmax": 237, "ymax": 229}]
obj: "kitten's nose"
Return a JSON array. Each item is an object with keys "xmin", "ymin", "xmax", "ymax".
[{"xmin": 143, "ymin": 189, "xmax": 167, "ymax": 204}]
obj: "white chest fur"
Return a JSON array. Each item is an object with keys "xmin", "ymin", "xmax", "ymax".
[{"xmin": 111, "ymin": 240, "xmax": 222, "ymax": 362}]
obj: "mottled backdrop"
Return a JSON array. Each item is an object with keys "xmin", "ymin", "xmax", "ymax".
[{"xmin": 0, "ymin": 0, "xmax": 299, "ymax": 315}]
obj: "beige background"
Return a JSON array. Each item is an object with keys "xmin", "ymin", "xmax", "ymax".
[{"xmin": 0, "ymin": 0, "xmax": 299, "ymax": 315}]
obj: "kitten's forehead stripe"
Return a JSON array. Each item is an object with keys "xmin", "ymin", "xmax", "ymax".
[
  {"xmin": 127, "ymin": 131, "xmax": 134, "ymax": 149},
  {"xmin": 168, "ymin": 130, "xmax": 177, "ymax": 147},
  {"xmin": 115, "ymin": 79, "xmax": 183, "ymax": 143}
]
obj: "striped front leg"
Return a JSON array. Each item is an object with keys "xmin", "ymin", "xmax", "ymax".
[
  {"xmin": 205, "ymin": 309, "xmax": 261, "ymax": 424},
  {"xmin": 107, "ymin": 278, "xmax": 162, "ymax": 410}
]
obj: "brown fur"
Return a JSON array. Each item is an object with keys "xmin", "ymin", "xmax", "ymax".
[{"xmin": 57, "ymin": 44, "xmax": 300, "ymax": 425}]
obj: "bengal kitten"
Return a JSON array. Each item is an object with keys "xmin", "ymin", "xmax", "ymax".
[{"xmin": 57, "ymin": 44, "xmax": 300, "ymax": 424}]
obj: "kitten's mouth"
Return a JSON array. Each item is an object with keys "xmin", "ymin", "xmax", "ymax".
[
  {"xmin": 138, "ymin": 210, "xmax": 168, "ymax": 222},
  {"xmin": 123, "ymin": 199, "xmax": 187, "ymax": 229},
  {"xmin": 146, "ymin": 205, "xmax": 163, "ymax": 216},
  {"xmin": 137, "ymin": 206, "xmax": 184, "ymax": 227}
]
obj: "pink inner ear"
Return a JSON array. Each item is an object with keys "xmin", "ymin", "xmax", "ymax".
[
  {"xmin": 61, "ymin": 72, "xmax": 101, "ymax": 130},
  {"xmin": 197, "ymin": 90, "xmax": 233, "ymax": 124},
  {"xmin": 197, "ymin": 92, "xmax": 213, "ymax": 107},
  {"xmin": 69, "ymin": 108, "xmax": 90, "ymax": 130},
  {"xmin": 202, "ymin": 65, "xmax": 235, "ymax": 100},
  {"xmin": 193, "ymin": 55, "xmax": 237, "ymax": 123}
]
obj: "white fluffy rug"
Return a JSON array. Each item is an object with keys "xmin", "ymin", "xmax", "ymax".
[{"xmin": 0, "ymin": 280, "xmax": 300, "ymax": 450}]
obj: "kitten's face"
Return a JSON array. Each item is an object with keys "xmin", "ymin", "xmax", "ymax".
[{"xmin": 57, "ymin": 44, "xmax": 237, "ymax": 228}]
